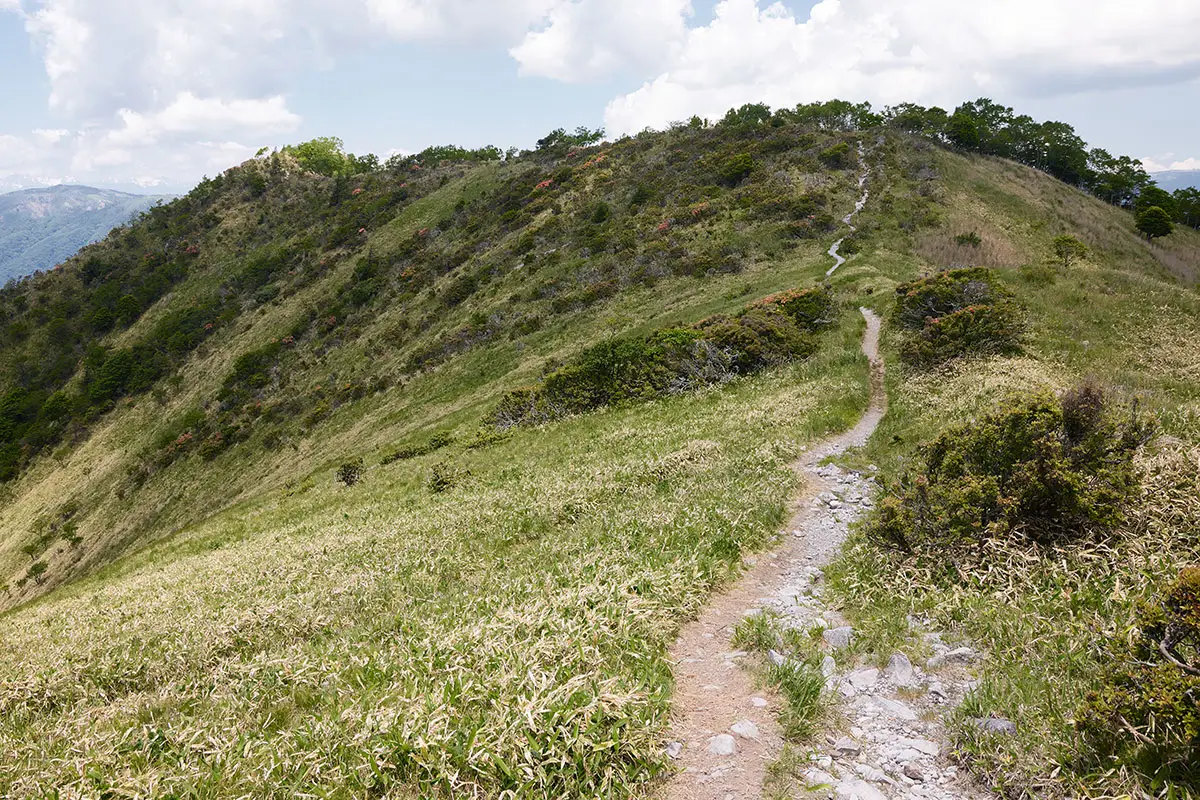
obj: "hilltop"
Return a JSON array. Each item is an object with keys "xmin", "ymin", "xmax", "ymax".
[
  {"xmin": 0, "ymin": 103, "xmax": 1197, "ymax": 799},
  {"xmin": 0, "ymin": 185, "xmax": 174, "ymax": 283}
]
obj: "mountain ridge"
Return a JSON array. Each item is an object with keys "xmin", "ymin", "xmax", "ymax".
[
  {"xmin": 0, "ymin": 185, "xmax": 175, "ymax": 283},
  {"xmin": 0, "ymin": 105, "xmax": 1197, "ymax": 799}
]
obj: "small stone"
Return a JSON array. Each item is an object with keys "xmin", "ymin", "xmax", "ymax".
[
  {"xmin": 824, "ymin": 626, "xmax": 854, "ymax": 649},
  {"xmin": 928, "ymin": 682, "xmax": 948, "ymax": 700},
  {"xmin": 945, "ymin": 646, "xmax": 977, "ymax": 662},
  {"xmin": 835, "ymin": 778, "xmax": 888, "ymax": 800},
  {"xmin": 749, "ymin": 696, "xmax": 769, "ymax": 708},
  {"xmin": 897, "ymin": 737, "xmax": 939, "ymax": 756},
  {"xmin": 768, "ymin": 649, "xmax": 787, "ymax": 667},
  {"xmin": 904, "ymin": 764, "xmax": 924, "ymax": 781},
  {"xmin": 665, "ymin": 741, "xmax": 683, "ymax": 759},
  {"xmin": 894, "ymin": 748, "xmax": 923, "ymax": 763},
  {"xmin": 822, "ymin": 655, "xmax": 838, "ymax": 678},
  {"xmin": 848, "ymin": 668, "xmax": 880, "ymax": 689},
  {"xmin": 804, "ymin": 769, "xmax": 839, "ymax": 788},
  {"xmin": 971, "ymin": 717, "xmax": 1017, "ymax": 735},
  {"xmin": 730, "ymin": 720, "xmax": 759, "ymax": 740},
  {"xmin": 834, "ymin": 737, "xmax": 862, "ymax": 757},
  {"xmin": 707, "ymin": 734, "xmax": 737, "ymax": 755},
  {"xmin": 855, "ymin": 763, "xmax": 891, "ymax": 784},
  {"xmin": 884, "ymin": 652, "xmax": 914, "ymax": 684},
  {"xmin": 865, "ymin": 696, "xmax": 918, "ymax": 721}
]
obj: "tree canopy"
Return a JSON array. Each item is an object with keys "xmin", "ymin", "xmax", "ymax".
[{"xmin": 1136, "ymin": 206, "xmax": 1174, "ymax": 240}]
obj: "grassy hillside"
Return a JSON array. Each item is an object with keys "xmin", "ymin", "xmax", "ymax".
[{"xmin": 0, "ymin": 116, "xmax": 1197, "ymax": 798}]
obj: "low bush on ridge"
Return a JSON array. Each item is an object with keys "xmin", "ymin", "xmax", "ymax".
[
  {"xmin": 1080, "ymin": 567, "xmax": 1200, "ymax": 788},
  {"xmin": 491, "ymin": 285, "xmax": 836, "ymax": 428},
  {"xmin": 892, "ymin": 267, "xmax": 1025, "ymax": 365},
  {"xmin": 868, "ymin": 382, "xmax": 1155, "ymax": 554}
]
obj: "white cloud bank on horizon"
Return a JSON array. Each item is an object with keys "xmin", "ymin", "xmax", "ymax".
[
  {"xmin": 601, "ymin": 0, "xmax": 1200, "ymax": 133},
  {"xmin": 1142, "ymin": 156, "xmax": 1200, "ymax": 173},
  {"xmin": 2, "ymin": 0, "xmax": 1200, "ymax": 188}
]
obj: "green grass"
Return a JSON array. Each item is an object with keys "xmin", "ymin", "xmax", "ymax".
[{"xmin": 0, "ymin": 308, "xmax": 869, "ymax": 796}]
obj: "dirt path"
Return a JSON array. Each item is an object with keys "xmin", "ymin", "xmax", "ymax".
[
  {"xmin": 826, "ymin": 144, "xmax": 871, "ymax": 277},
  {"xmin": 660, "ymin": 310, "xmax": 994, "ymax": 800},
  {"xmin": 660, "ymin": 308, "xmax": 885, "ymax": 800}
]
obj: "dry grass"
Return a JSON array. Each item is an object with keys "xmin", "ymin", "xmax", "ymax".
[{"xmin": 0, "ymin": 315, "xmax": 871, "ymax": 797}]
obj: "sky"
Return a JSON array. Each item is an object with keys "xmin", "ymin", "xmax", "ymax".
[{"xmin": 1, "ymin": 0, "xmax": 1198, "ymax": 194}]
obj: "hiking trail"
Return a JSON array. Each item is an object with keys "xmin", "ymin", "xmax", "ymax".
[{"xmin": 660, "ymin": 307, "xmax": 995, "ymax": 800}]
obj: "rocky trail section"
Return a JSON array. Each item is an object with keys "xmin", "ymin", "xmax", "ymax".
[
  {"xmin": 660, "ymin": 310, "xmax": 995, "ymax": 800},
  {"xmin": 827, "ymin": 144, "xmax": 871, "ymax": 277}
]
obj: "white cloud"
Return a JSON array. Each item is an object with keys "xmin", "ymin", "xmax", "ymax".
[
  {"xmin": 604, "ymin": 0, "xmax": 1200, "ymax": 134},
  {"xmin": 511, "ymin": 0, "xmax": 692, "ymax": 82},
  {"xmin": 8, "ymin": 0, "xmax": 1200, "ymax": 189},
  {"xmin": 1142, "ymin": 156, "xmax": 1200, "ymax": 173},
  {"xmin": 107, "ymin": 94, "xmax": 300, "ymax": 148}
]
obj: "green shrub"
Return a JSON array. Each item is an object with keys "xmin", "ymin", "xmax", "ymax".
[
  {"xmin": 818, "ymin": 142, "xmax": 854, "ymax": 169},
  {"xmin": 696, "ymin": 309, "xmax": 816, "ymax": 373},
  {"xmin": 429, "ymin": 461, "xmax": 468, "ymax": 493},
  {"xmin": 1080, "ymin": 567, "xmax": 1200, "ymax": 787},
  {"xmin": 902, "ymin": 302, "xmax": 1025, "ymax": 365},
  {"xmin": 719, "ymin": 153, "xmax": 756, "ymax": 186},
  {"xmin": 955, "ymin": 231, "xmax": 983, "ymax": 247},
  {"xmin": 382, "ymin": 432, "xmax": 454, "ymax": 465},
  {"xmin": 490, "ymin": 287, "xmax": 831, "ymax": 428},
  {"xmin": 893, "ymin": 268, "xmax": 1025, "ymax": 365},
  {"xmin": 868, "ymin": 383, "xmax": 1153, "ymax": 553},
  {"xmin": 755, "ymin": 285, "xmax": 837, "ymax": 332},
  {"xmin": 893, "ymin": 268, "xmax": 1003, "ymax": 330},
  {"xmin": 336, "ymin": 458, "xmax": 364, "ymax": 487}
]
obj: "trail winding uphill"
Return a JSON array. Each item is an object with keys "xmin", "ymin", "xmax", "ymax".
[
  {"xmin": 659, "ymin": 305, "xmax": 995, "ymax": 799},
  {"xmin": 827, "ymin": 145, "xmax": 871, "ymax": 277}
]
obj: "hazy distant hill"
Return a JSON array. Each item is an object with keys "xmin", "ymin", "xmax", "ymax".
[
  {"xmin": 0, "ymin": 185, "xmax": 174, "ymax": 282},
  {"xmin": 1152, "ymin": 169, "xmax": 1200, "ymax": 191}
]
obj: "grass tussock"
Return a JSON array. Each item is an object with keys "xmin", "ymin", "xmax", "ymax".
[{"xmin": 732, "ymin": 611, "xmax": 829, "ymax": 740}]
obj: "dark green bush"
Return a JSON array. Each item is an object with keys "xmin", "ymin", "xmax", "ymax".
[
  {"xmin": 336, "ymin": 458, "xmax": 364, "ymax": 487},
  {"xmin": 868, "ymin": 383, "xmax": 1153, "ymax": 553},
  {"xmin": 719, "ymin": 153, "xmax": 756, "ymax": 186},
  {"xmin": 893, "ymin": 268, "xmax": 1002, "ymax": 329},
  {"xmin": 429, "ymin": 461, "xmax": 468, "ymax": 493},
  {"xmin": 755, "ymin": 285, "xmax": 837, "ymax": 332},
  {"xmin": 893, "ymin": 268, "xmax": 1025, "ymax": 365},
  {"xmin": 1080, "ymin": 567, "xmax": 1200, "ymax": 787},
  {"xmin": 695, "ymin": 309, "xmax": 816, "ymax": 372},
  {"xmin": 382, "ymin": 432, "xmax": 454, "ymax": 465},
  {"xmin": 819, "ymin": 142, "xmax": 854, "ymax": 169},
  {"xmin": 490, "ymin": 286, "xmax": 834, "ymax": 428},
  {"xmin": 902, "ymin": 302, "xmax": 1025, "ymax": 365}
]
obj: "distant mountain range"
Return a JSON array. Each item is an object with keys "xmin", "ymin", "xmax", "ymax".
[
  {"xmin": 1151, "ymin": 170, "xmax": 1200, "ymax": 192},
  {"xmin": 0, "ymin": 185, "xmax": 175, "ymax": 283}
]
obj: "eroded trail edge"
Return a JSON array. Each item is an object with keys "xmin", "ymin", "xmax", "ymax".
[{"xmin": 661, "ymin": 311, "xmax": 993, "ymax": 800}]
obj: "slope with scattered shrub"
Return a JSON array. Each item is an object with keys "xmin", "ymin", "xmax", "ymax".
[
  {"xmin": 826, "ymin": 141, "xmax": 1200, "ymax": 798},
  {"xmin": 0, "ymin": 104, "xmax": 1198, "ymax": 798}
]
